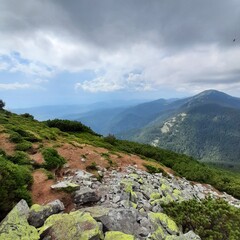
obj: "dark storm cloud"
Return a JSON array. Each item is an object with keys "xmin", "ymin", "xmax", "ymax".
[
  {"xmin": 1, "ymin": 0, "xmax": 240, "ymax": 50},
  {"xmin": 1, "ymin": 0, "xmax": 240, "ymax": 96}
]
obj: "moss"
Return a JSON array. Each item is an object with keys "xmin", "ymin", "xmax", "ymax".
[
  {"xmin": 149, "ymin": 212, "xmax": 179, "ymax": 235},
  {"xmin": 38, "ymin": 211, "xmax": 103, "ymax": 240},
  {"xmin": 105, "ymin": 231, "xmax": 135, "ymax": 240}
]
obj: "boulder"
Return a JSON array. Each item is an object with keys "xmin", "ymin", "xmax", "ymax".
[
  {"xmin": 149, "ymin": 212, "xmax": 179, "ymax": 237},
  {"xmin": 80, "ymin": 206, "xmax": 110, "ymax": 221},
  {"xmin": 39, "ymin": 211, "xmax": 103, "ymax": 240},
  {"xmin": 0, "ymin": 199, "xmax": 39, "ymax": 239},
  {"xmin": 51, "ymin": 181, "xmax": 80, "ymax": 192},
  {"xmin": 95, "ymin": 208, "xmax": 145, "ymax": 238},
  {"xmin": 165, "ymin": 231, "xmax": 201, "ymax": 240},
  {"xmin": 74, "ymin": 187, "xmax": 100, "ymax": 206},
  {"xmin": 28, "ymin": 199, "xmax": 65, "ymax": 227},
  {"xmin": 105, "ymin": 231, "xmax": 135, "ymax": 240}
]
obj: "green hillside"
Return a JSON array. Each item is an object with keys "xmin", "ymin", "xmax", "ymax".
[
  {"xmin": 1, "ymin": 108, "xmax": 240, "ymax": 218},
  {"xmin": 118, "ymin": 90, "xmax": 240, "ymax": 168}
]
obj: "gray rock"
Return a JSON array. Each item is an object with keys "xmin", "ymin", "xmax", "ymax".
[
  {"xmin": 74, "ymin": 187, "xmax": 101, "ymax": 205},
  {"xmin": 166, "ymin": 231, "xmax": 201, "ymax": 240},
  {"xmin": 113, "ymin": 195, "xmax": 121, "ymax": 203},
  {"xmin": 28, "ymin": 200, "xmax": 65, "ymax": 227},
  {"xmin": 0, "ymin": 200, "xmax": 39, "ymax": 239}
]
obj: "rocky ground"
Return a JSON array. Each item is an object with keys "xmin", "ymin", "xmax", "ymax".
[{"xmin": 1, "ymin": 165, "xmax": 240, "ymax": 239}]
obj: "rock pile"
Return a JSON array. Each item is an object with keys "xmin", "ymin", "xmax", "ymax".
[{"xmin": 1, "ymin": 165, "xmax": 240, "ymax": 239}]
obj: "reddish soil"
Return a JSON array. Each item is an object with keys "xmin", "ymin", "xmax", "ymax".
[
  {"xmin": 31, "ymin": 170, "xmax": 74, "ymax": 212},
  {"xmin": 56, "ymin": 143, "xmax": 163, "ymax": 172},
  {"xmin": 31, "ymin": 152, "xmax": 44, "ymax": 164},
  {"xmin": 0, "ymin": 133, "xmax": 15, "ymax": 155}
]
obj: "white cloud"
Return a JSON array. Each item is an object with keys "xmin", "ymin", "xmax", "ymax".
[
  {"xmin": 0, "ymin": 0, "xmax": 240, "ymax": 96},
  {"xmin": 0, "ymin": 82, "xmax": 31, "ymax": 90}
]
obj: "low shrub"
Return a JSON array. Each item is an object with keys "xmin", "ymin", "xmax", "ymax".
[
  {"xmin": 86, "ymin": 161, "xmax": 98, "ymax": 171},
  {"xmin": 9, "ymin": 132, "xmax": 23, "ymax": 143},
  {"xmin": 44, "ymin": 119, "xmax": 98, "ymax": 135},
  {"xmin": 164, "ymin": 198, "xmax": 240, "ymax": 240},
  {"xmin": 9, "ymin": 151, "xmax": 31, "ymax": 165},
  {"xmin": 15, "ymin": 141, "xmax": 32, "ymax": 151},
  {"xmin": 42, "ymin": 147, "xmax": 66, "ymax": 170},
  {"xmin": 104, "ymin": 134, "xmax": 117, "ymax": 145},
  {"xmin": 0, "ymin": 156, "xmax": 32, "ymax": 220},
  {"xmin": 144, "ymin": 163, "xmax": 168, "ymax": 177}
]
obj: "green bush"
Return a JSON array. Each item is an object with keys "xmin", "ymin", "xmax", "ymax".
[
  {"xmin": 164, "ymin": 198, "xmax": 240, "ymax": 240},
  {"xmin": 0, "ymin": 156, "xmax": 32, "ymax": 220},
  {"xmin": 143, "ymin": 163, "xmax": 168, "ymax": 177},
  {"xmin": 11, "ymin": 127, "xmax": 40, "ymax": 142},
  {"xmin": 86, "ymin": 161, "xmax": 98, "ymax": 171},
  {"xmin": 104, "ymin": 134, "xmax": 117, "ymax": 145},
  {"xmin": 44, "ymin": 119, "xmax": 99, "ymax": 135},
  {"xmin": 20, "ymin": 113, "xmax": 34, "ymax": 120},
  {"xmin": 42, "ymin": 147, "xmax": 66, "ymax": 170},
  {"xmin": 9, "ymin": 131, "xmax": 23, "ymax": 143},
  {"xmin": 15, "ymin": 141, "xmax": 32, "ymax": 151},
  {"xmin": 113, "ymin": 140, "xmax": 240, "ymax": 199},
  {"xmin": 9, "ymin": 151, "xmax": 31, "ymax": 165}
]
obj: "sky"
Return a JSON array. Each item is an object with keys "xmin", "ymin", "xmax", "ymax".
[{"xmin": 0, "ymin": 0, "xmax": 240, "ymax": 108}]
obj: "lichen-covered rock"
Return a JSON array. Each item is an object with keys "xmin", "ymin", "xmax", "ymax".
[
  {"xmin": 105, "ymin": 231, "xmax": 135, "ymax": 240},
  {"xmin": 0, "ymin": 199, "xmax": 39, "ymax": 240},
  {"xmin": 149, "ymin": 212, "xmax": 179, "ymax": 236},
  {"xmin": 74, "ymin": 187, "xmax": 101, "ymax": 206},
  {"xmin": 28, "ymin": 199, "xmax": 65, "ymax": 227},
  {"xmin": 165, "ymin": 231, "xmax": 201, "ymax": 240},
  {"xmin": 39, "ymin": 211, "xmax": 103, "ymax": 240},
  {"xmin": 96, "ymin": 208, "xmax": 145, "ymax": 238},
  {"xmin": 51, "ymin": 181, "xmax": 80, "ymax": 192},
  {"xmin": 80, "ymin": 206, "xmax": 110, "ymax": 221}
]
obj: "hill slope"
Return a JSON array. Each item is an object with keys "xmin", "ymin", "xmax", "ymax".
[
  {"xmin": 1, "ymin": 109, "xmax": 240, "ymax": 239},
  {"xmin": 117, "ymin": 90, "xmax": 240, "ymax": 167}
]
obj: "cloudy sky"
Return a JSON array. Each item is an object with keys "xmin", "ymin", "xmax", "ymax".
[{"xmin": 1, "ymin": 0, "xmax": 240, "ymax": 108}]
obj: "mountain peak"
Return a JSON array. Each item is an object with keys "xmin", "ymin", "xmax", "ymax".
[{"xmin": 196, "ymin": 89, "xmax": 226, "ymax": 97}]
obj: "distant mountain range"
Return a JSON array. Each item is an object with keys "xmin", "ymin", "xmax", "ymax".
[
  {"xmin": 11, "ymin": 90, "xmax": 240, "ymax": 168},
  {"xmin": 71, "ymin": 90, "xmax": 240, "ymax": 168}
]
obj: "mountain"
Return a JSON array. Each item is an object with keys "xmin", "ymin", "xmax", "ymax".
[
  {"xmin": 0, "ymin": 108, "xmax": 240, "ymax": 239},
  {"xmin": 122, "ymin": 90, "xmax": 240, "ymax": 168},
  {"xmin": 11, "ymin": 99, "xmax": 145, "ymax": 121},
  {"xmin": 73, "ymin": 98, "xmax": 181, "ymax": 135}
]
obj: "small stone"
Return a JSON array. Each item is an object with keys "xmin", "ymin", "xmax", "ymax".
[{"xmin": 113, "ymin": 195, "xmax": 121, "ymax": 203}]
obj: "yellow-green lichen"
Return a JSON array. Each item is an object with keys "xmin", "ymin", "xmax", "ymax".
[
  {"xmin": 121, "ymin": 179, "xmax": 138, "ymax": 203},
  {"xmin": 130, "ymin": 201, "xmax": 137, "ymax": 209},
  {"xmin": 149, "ymin": 212, "xmax": 179, "ymax": 235},
  {"xmin": 150, "ymin": 192, "xmax": 161, "ymax": 200},
  {"xmin": 105, "ymin": 231, "xmax": 135, "ymax": 240},
  {"xmin": 129, "ymin": 173, "xmax": 139, "ymax": 179},
  {"xmin": 80, "ymin": 206, "xmax": 110, "ymax": 218},
  {"xmin": 160, "ymin": 183, "xmax": 170, "ymax": 191},
  {"xmin": 38, "ymin": 211, "xmax": 103, "ymax": 240},
  {"xmin": 30, "ymin": 204, "xmax": 51, "ymax": 213},
  {"xmin": 0, "ymin": 203, "xmax": 39, "ymax": 240},
  {"xmin": 150, "ymin": 225, "xmax": 165, "ymax": 240}
]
